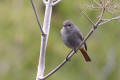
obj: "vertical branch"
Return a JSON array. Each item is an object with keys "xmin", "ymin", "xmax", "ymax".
[
  {"xmin": 30, "ymin": 0, "xmax": 61, "ymax": 80},
  {"xmin": 36, "ymin": 0, "xmax": 53, "ymax": 80}
]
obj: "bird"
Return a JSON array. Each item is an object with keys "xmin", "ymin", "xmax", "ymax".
[{"xmin": 60, "ymin": 20, "xmax": 91, "ymax": 62}]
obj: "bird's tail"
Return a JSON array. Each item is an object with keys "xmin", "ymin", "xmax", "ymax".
[{"xmin": 79, "ymin": 48, "xmax": 91, "ymax": 62}]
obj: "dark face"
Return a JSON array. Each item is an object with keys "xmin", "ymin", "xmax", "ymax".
[{"xmin": 63, "ymin": 20, "xmax": 74, "ymax": 29}]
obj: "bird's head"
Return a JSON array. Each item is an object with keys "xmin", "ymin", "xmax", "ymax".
[{"xmin": 63, "ymin": 20, "xmax": 74, "ymax": 29}]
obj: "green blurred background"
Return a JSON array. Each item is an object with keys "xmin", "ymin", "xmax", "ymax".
[{"xmin": 0, "ymin": 0, "xmax": 120, "ymax": 80}]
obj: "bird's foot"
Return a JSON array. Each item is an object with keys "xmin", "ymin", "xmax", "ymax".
[
  {"xmin": 65, "ymin": 50, "xmax": 73, "ymax": 61},
  {"xmin": 66, "ymin": 56, "xmax": 70, "ymax": 61},
  {"xmin": 74, "ymin": 49, "xmax": 78, "ymax": 53}
]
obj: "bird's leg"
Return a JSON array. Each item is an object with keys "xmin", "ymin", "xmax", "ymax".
[
  {"xmin": 74, "ymin": 48, "xmax": 78, "ymax": 53},
  {"xmin": 66, "ymin": 50, "xmax": 73, "ymax": 61},
  {"xmin": 65, "ymin": 48, "xmax": 78, "ymax": 61}
]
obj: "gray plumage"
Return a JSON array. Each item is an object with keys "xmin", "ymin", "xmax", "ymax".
[
  {"xmin": 60, "ymin": 20, "xmax": 87, "ymax": 51},
  {"xmin": 60, "ymin": 20, "xmax": 91, "ymax": 62}
]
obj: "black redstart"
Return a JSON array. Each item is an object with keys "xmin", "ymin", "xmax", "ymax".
[{"xmin": 60, "ymin": 20, "xmax": 91, "ymax": 62}]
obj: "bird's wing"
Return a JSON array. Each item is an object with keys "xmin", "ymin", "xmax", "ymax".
[{"xmin": 74, "ymin": 28, "xmax": 87, "ymax": 51}]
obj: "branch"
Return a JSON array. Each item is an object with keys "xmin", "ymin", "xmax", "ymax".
[
  {"xmin": 94, "ymin": 6, "xmax": 105, "ymax": 28},
  {"xmin": 34, "ymin": 0, "xmax": 61, "ymax": 80},
  {"xmin": 52, "ymin": 0, "xmax": 61, "ymax": 6},
  {"xmin": 31, "ymin": 0, "xmax": 45, "ymax": 36},
  {"xmin": 39, "ymin": 50, "xmax": 74, "ymax": 80},
  {"xmin": 35, "ymin": 0, "xmax": 53, "ymax": 80},
  {"xmin": 93, "ymin": 0, "xmax": 101, "ymax": 7},
  {"xmin": 98, "ymin": 0, "xmax": 104, "ymax": 7},
  {"xmin": 78, "ymin": 8, "xmax": 95, "ymax": 25},
  {"xmin": 38, "ymin": 7, "xmax": 106, "ymax": 80},
  {"xmin": 99, "ymin": 16, "xmax": 120, "ymax": 26},
  {"xmin": 86, "ymin": 5, "xmax": 101, "ymax": 10},
  {"xmin": 105, "ymin": 0, "xmax": 112, "ymax": 7}
]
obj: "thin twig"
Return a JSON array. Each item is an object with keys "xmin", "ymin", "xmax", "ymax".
[
  {"xmin": 94, "ymin": 7, "xmax": 105, "ymax": 28},
  {"xmin": 98, "ymin": 0, "xmax": 104, "ymax": 7},
  {"xmin": 52, "ymin": 0, "xmax": 61, "ymax": 6},
  {"xmin": 93, "ymin": 0, "xmax": 101, "ymax": 7},
  {"xmin": 105, "ymin": 0, "xmax": 112, "ymax": 7},
  {"xmin": 86, "ymin": 5, "xmax": 102, "ymax": 10},
  {"xmin": 99, "ymin": 16, "xmax": 120, "ymax": 25},
  {"xmin": 78, "ymin": 8, "xmax": 95, "ymax": 25},
  {"xmin": 31, "ymin": 0, "xmax": 45, "ymax": 36}
]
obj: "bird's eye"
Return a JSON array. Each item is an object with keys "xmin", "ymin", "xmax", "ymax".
[{"xmin": 68, "ymin": 24, "xmax": 71, "ymax": 26}]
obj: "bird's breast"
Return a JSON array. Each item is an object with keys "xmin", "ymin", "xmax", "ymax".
[{"xmin": 60, "ymin": 28, "xmax": 82, "ymax": 49}]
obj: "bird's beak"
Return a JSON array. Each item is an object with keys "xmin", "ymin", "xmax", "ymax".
[{"xmin": 63, "ymin": 24, "xmax": 66, "ymax": 27}]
